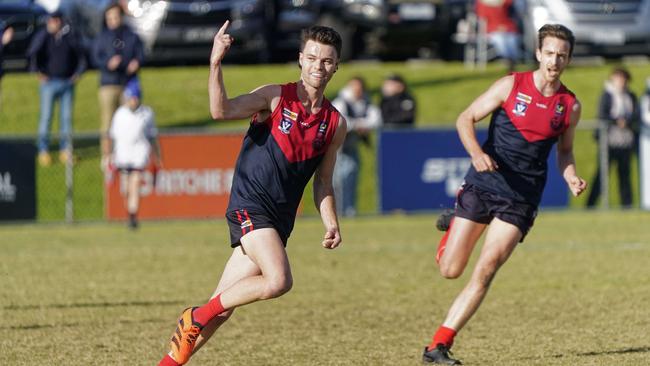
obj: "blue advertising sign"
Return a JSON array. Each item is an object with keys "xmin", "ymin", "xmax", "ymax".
[
  {"xmin": 378, "ymin": 129, "xmax": 568, "ymax": 213},
  {"xmin": 0, "ymin": 142, "xmax": 36, "ymax": 220}
]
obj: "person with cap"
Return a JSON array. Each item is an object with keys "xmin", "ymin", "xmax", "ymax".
[
  {"xmin": 380, "ymin": 73, "xmax": 416, "ymax": 128},
  {"xmin": 27, "ymin": 10, "xmax": 86, "ymax": 166},
  {"xmin": 94, "ymin": 2, "xmax": 145, "ymax": 170},
  {"xmin": 105, "ymin": 77, "xmax": 161, "ymax": 230}
]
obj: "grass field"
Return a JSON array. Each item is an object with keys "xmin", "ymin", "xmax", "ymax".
[{"xmin": 2, "ymin": 210, "xmax": 649, "ymax": 365}]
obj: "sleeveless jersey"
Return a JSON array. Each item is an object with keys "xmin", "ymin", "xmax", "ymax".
[
  {"xmin": 227, "ymin": 82, "xmax": 341, "ymax": 235},
  {"xmin": 464, "ymin": 71, "xmax": 577, "ymax": 205}
]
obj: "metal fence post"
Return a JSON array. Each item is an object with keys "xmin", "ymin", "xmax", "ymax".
[
  {"xmin": 598, "ymin": 120, "xmax": 609, "ymax": 209},
  {"xmin": 65, "ymin": 135, "xmax": 74, "ymax": 223}
]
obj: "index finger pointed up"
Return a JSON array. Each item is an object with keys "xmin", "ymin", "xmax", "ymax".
[{"xmin": 217, "ymin": 20, "xmax": 230, "ymax": 36}]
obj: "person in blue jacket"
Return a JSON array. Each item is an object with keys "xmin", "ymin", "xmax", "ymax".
[
  {"xmin": 27, "ymin": 11, "xmax": 86, "ymax": 166},
  {"xmin": 93, "ymin": 2, "xmax": 144, "ymax": 171}
]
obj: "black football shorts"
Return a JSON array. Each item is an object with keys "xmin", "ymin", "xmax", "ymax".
[{"xmin": 454, "ymin": 183, "xmax": 537, "ymax": 242}]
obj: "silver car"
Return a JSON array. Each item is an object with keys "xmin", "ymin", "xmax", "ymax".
[{"xmin": 523, "ymin": 0, "xmax": 650, "ymax": 57}]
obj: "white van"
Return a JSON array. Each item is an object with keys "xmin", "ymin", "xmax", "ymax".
[{"xmin": 523, "ymin": 0, "xmax": 650, "ymax": 57}]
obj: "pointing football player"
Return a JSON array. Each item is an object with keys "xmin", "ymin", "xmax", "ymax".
[{"xmin": 157, "ymin": 21, "xmax": 347, "ymax": 365}]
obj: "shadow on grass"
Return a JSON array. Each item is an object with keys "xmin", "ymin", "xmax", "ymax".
[
  {"xmin": 5, "ymin": 318, "xmax": 164, "ymax": 331},
  {"xmin": 576, "ymin": 346, "xmax": 650, "ymax": 357},
  {"xmin": 3, "ymin": 299, "xmax": 184, "ymax": 311},
  {"xmin": 517, "ymin": 346, "xmax": 650, "ymax": 360}
]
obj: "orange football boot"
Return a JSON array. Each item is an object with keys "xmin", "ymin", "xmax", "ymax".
[{"xmin": 169, "ymin": 307, "xmax": 203, "ymax": 364}]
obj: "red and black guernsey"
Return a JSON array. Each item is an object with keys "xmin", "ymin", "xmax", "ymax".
[
  {"xmin": 465, "ymin": 71, "xmax": 577, "ymax": 206},
  {"xmin": 227, "ymin": 82, "xmax": 341, "ymax": 238}
]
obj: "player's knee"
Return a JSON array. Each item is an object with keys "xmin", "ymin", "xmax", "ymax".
[
  {"xmin": 439, "ymin": 262, "xmax": 463, "ymax": 279},
  {"xmin": 261, "ymin": 274, "xmax": 293, "ymax": 299}
]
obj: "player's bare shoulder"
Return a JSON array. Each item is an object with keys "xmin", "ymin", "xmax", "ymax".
[
  {"xmin": 569, "ymin": 97, "xmax": 582, "ymax": 125},
  {"xmin": 336, "ymin": 114, "xmax": 348, "ymax": 137},
  {"xmin": 490, "ymin": 74, "xmax": 516, "ymax": 101},
  {"xmin": 249, "ymin": 84, "xmax": 283, "ymax": 120}
]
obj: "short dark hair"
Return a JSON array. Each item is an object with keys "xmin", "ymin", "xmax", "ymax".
[
  {"xmin": 105, "ymin": 2, "xmax": 124, "ymax": 16},
  {"xmin": 611, "ymin": 66, "xmax": 631, "ymax": 81},
  {"xmin": 300, "ymin": 26, "xmax": 342, "ymax": 59},
  {"xmin": 537, "ymin": 24, "xmax": 575, "ymax": 57}
]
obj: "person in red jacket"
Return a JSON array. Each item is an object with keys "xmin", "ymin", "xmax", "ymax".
[{"xmin": 476, "ymin": 0, "xmax": 525, "ymax": 71}]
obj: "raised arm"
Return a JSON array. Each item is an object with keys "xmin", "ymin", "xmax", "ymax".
[
  {"xmin": 313, "ymin": 116, "xmax": 347, "ymax": 250},
  {"xmin": 208, "ymin": 21, "xmax": 278, "ymax": 120},
  {"xmin": 557, "ymin": 100, "xmax": 587, "ymax": 196},
  {"xmin": 456, "ymin": 75, "xmax": 513, "ymax": 172}
]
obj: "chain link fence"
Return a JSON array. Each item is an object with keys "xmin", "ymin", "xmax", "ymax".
[{"xmin": 0, "ymin": 122, "xmax": 637, "ymax": 223}]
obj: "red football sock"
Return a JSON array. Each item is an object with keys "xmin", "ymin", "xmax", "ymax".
[
  {"xmin": 428, "ymin": 326, "xmax": 457, "ymax": 351},
  {"xmin": 192, "ymin": 294, "xmax": 225, "ymax": 327},
  {"xmin": 159, "ymin": 354, "xmax": 180, "ymax": 366}
]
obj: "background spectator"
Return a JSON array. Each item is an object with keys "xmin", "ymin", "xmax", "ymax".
[
  {"xmin": 105, "ymin": 78, "xmax": 160, "ymax": 230},
  {"xmin": 587, "ymin": 67, "xmax": 639, "ymax": 208},
  {"xmin": 27, "ymin": 11, "xmax": 86, "ymax": 166},
  {"xmin": 94, "ymin": 2, "xmax": 144, "ymax": 168},
  {"xmin": 475, "ymin": 0, "xmax": 524, "ymax": 72},
  {"xmin": 331, "ymin": 76, "xmax": 382, "ymax": 217},
  {"xmin": 640, "ymin": 77, "xmax": 650, "ymax": 210},
  {"xmin": 642, "ymin": 77, "xmax": 650, "ymax": 130},
  {"xmin": 380, "ymin": 73, "xmax": 416, "ymax": 128},
  {"xmin": 0, "ymin": 25, "xmax": 14, "ymax": 110}
]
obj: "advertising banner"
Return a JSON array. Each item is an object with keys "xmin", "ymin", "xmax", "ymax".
[
  {"xmin": 0, "ymin": 142, "xmax": 36, "ymax": 220},
  {"xmin": 379, "ymin": 129, "xmax": 568, "ymax": 213},
  {"xmin": 105, "ymin": 133, "xmax": 243, "ymax": 220}
]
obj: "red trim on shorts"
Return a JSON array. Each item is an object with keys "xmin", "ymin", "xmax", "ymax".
[
  {"xmin": 236, "ymin": 210, "xmax": 245, "ymax": 235},
  {"xmin": 243, "ymin": 209, "xmax": 254, "ymax": 232}
]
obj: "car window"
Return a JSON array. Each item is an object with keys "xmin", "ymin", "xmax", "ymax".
[{"xmin": 0, "ymin": 0, "xmax": 31, "ymax": 4}]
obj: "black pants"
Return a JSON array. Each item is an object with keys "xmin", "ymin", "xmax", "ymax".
[{"xmin": 586, "ymin": 148, "xmax": 633, "ymax": 207}]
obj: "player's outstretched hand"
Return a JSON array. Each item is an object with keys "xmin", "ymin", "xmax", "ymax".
[
  {"xmin": 210, "ymin": 20, "xmax": 233, "ymax": 65},
  {"xmin": 322, "ymin": 228, "xmax": 342, "ymax": 250},
  {"xmin": 567, "ymin": 175, "xmax": 587, "ymax": 196},
  {"xmin": 472, "ymin": 152, "xmax": 498, "ymax": 173}
]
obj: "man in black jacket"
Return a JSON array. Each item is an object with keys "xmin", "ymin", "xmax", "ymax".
[
  {"xmin": 587, "ymin": 67, "xmax": 639, "ymax": 208},
  {"xmin": 93, "ymin": 2, "xmax": 144, "ymax": 170},
  {"xmin": 380, "ymin": 73, "xmax": 416, "ymax": 128},
  {"xmin": 28, "ymin": 11, "xmax": 86, "ymax": 166}
]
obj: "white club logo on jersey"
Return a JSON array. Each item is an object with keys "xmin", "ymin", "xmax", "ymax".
[
  {"xmin": 280, "ymin": 108, "xmax": 298, "ymax": 134},
  {"xmin": 513, "ymin": 101, "xmax": 528, "ymax": 116},
  {"xmin": 279, "ymin": 118, "xmax": 294, "ymax": 134}
]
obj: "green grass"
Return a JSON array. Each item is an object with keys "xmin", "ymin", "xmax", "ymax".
[
  {"xmin": 1, "ymin": 211, "xmax": 649, "ymax": 365},
  {"xmin": 2, "ymin": 61, "xmax": 650, "ymax": 220}
]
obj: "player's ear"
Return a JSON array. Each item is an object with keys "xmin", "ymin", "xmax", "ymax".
[{"xmin": 298, "ymin": 53, "xmax": 303, "ymax": 69}]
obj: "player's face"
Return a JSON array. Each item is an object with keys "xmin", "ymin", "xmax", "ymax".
[
  {"xmin": 299, "ymin": 40, "xmax": 339, "ymax": 90},
  {"xmin": 536, "ymin": 36, "xmax": 571, "ymax": 81}
]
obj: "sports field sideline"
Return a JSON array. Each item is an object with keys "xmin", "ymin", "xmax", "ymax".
[{"xmin": 1, "ymin": 210, "xmax": 649, "ymax": 365}]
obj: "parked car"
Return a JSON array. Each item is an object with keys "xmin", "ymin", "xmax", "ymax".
[
  {"xmin": 0, "ymin": 0, "xmax": 46, "ymax": 70},
  {"xmin": 125, "ymin": 0, "xmax": 275, "ymax": 64},
  {"xmin": 274, "ymin": 0, "xmax": 468, "ymax": 61},
  {"xmin": 522, "ymin": 0, "xmax": 650, "ymax": 57}
]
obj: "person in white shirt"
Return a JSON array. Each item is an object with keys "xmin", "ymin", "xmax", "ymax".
[
  {"xmin": 331, "ymin": 76, "xmax": 382, "ymax": 216},
  {"xmin": 104, "ymin": 77, "xmax": 161, "ymax": 229}
]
